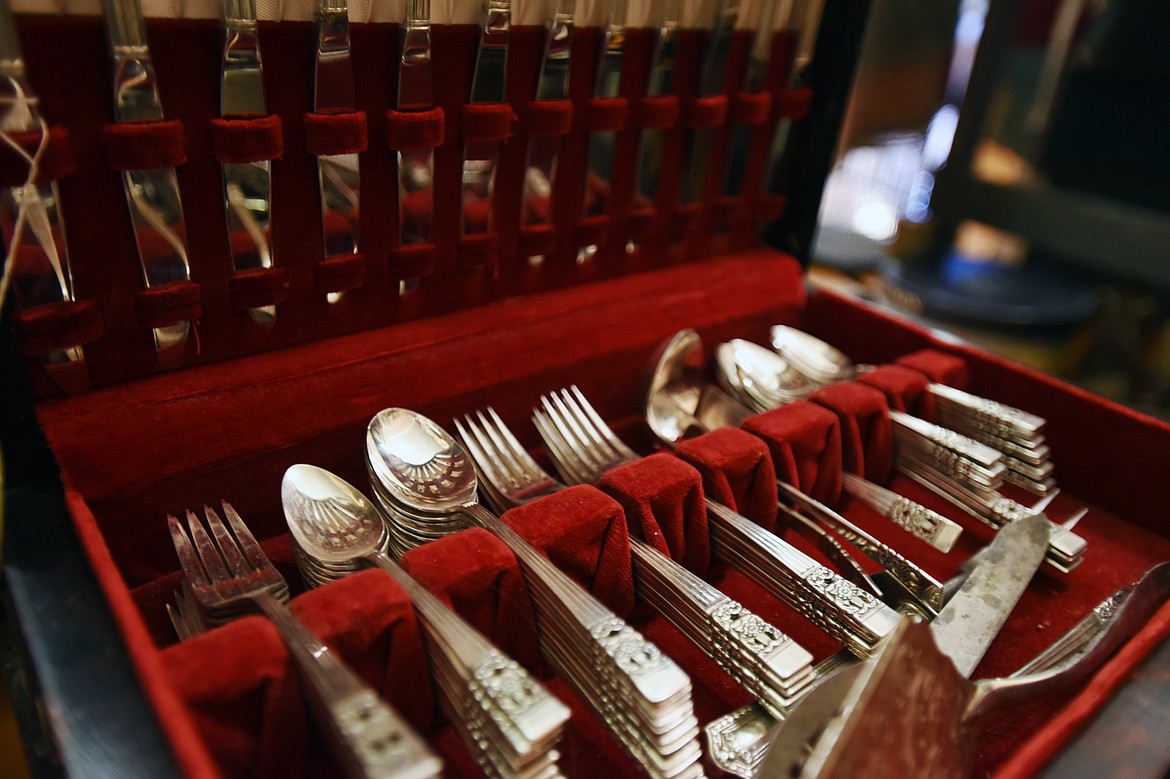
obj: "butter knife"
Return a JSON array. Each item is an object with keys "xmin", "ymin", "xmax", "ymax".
[
  {"xmin": 101, "ymin": 0, "xmax": 191, "ymax": 365},
  {"xmin": 519, "ymin": 0, "xmax": 574, "ymax": 265},
  {"xmin": 315, "ymin": 0, "xmax": 359, "ymax": 303},
  {"xmin": 222, "ymin": 0, "xmax": 275, "ymax": 322},
  {"xmin": 629, "ymin": 0, "xmax": 680, "ymax": 245},
  {"xmin": 396, "ymin": 0, "xmax": 432, "ymax": 294},
  {"xmin": 0, "ymin": 1, "xmax": 85, "ymax": 375},
  {"xmin": 678, "ymin": 0, "xmax": 737, "ymax": 206},
  {"xmin": 722, "ymin": 0, "xmax": 783, "ymax": 197},
  {"xmin": 460, "ymin": 0, "xmax": 510, "ymax": 237},
  {"xmin": 575, "ymin": 0, "xmax": 626, "ymax": 263}
]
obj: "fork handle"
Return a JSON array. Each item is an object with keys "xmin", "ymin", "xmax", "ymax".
[{"xmin": 253, "ymin": 595, "xmax": 441, "ymax": 779}]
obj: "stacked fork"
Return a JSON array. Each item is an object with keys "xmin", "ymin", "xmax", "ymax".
[
  {"xmin": 167, "ymin": 503, "xmax": 442, "ymax": 779},
  {"xmin": 456, "ymin": 408, "xmax": 819, "ymax": 719}
]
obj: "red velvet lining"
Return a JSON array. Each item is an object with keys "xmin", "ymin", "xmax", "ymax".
[
  {"xmin": 311, "ymin": 253, "xmax": 366, "ymax": 294},
  {"xmin": 896, "ymin": 347, "xmax": 971, "ymax": 388},
  {"xmin": 584, "ymin": 96, "xmax": 628, "ymax": 132},
  {"xmin": 684, "ymin": 94, "xmax": 729, "ymax": 129},
  {"xmin": 11, "ymin": 299, "xmax": 104, "ymax": 354},
  {"xmin": 730, "ymin": 91, "xmax": 772, "ymax": 125},
  {"xmin": 740, "ymin": 401, "xmax": 844, "ymax": 504},
  {"xmin": 386, "ymin": 242, "xmax": 436, "ymax": 279},
  {"xmin": 857, "ymin": 363, "xmax": 937, "ymax": 420},
  {"xmin": 227, "ymin": 267, "xmax": 290, "ymax": 310},
  {"xmin": 674, "ymin": 427, "xmax": 780, "ymax": 533},
  {"xmin": 209, "ymin": 114, "xmax": 283, "ymax": 163},
  {"xmin": 0, "ymin": 125, "xmax": 75, "ymax": 186},
  {"xmin": 102, "ymin": 119, "xmax": 188, "ymax": 171},
  {"xmin": 809, "ymin": 380, "xmax": 894, "ymax": 483},
  {"xmin": 460, "ymin": 102, "xmax": 514, "ymax": 142},
  {"xmin": 385, "ymin": 107, "xmax": 445, "ymax": 150},
  {"xmin": 525, "ymin": 99, "xmax": 574, "ymax": 137},
  {"xmin": 573, "ymin": 214, "xmax": 608, "ymax": 247},
  {"xmin": 302, "ymin": 110, "xmax": 367, "ymax": 157},
  {"xmin": 455, "ymin": 232, "xmax": 498, "ymax": 272},
  {"xmin": 598, "ymin": 455, "xmax": 711, "ymax": 577},
  {"xmin": 134, "ymin": 281, "xmax": 202, "ymax": 328},
  {"xmin": 500, "ymin": 485, "xmax": 636, "ymax": 618},
  {"xmin": 517, "ymin": 224, "xmax": 554, "ymax": 258},
  {"xmin": 634, "ymin": 95, "xmax": 680, "ymax": 130},
  {"xmin": 773, "ymin": 87, "xmax": 813, "ymax": 120}
]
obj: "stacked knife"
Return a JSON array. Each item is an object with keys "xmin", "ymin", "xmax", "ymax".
[{"xmin": 396, "ymin": 0, "xmax": 434, "ymax": 294}]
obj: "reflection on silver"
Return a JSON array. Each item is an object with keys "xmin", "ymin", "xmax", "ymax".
[
  {"xmin": 678, "ymin": 0, "xmax": 737, "ymax": 206},
  {"xmin": 396, "ymin": 0, "xmax": 433, "ymax": 294},
  {"xmin": 461, "ymin": 0, "xmax": 510, "ymax": 237}
]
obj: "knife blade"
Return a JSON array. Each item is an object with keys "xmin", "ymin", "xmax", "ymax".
[
  {"xmin": 101, "ymin": 0, "xmax": 191, "ymax": 365},
  {"xmin": 931, "ymin": 512, "xmax": 1050, "ymax": 677},
  {"xmin": 678, "ymin": 0, "xmax": 738, "ymax": 206},
  {"xmin": 763, "ymin": 0, "xmax": 825, "ymax": 193},
  {"xmin": 460, "ymin": 0, "xmax": 510, "ymax": 237},
  {"xmin": 575, "ymin": 0, "xmax": 626, "ymax": 264},
  {"xmin": 721, "ymin": 0, "xmax": 785, "ymax": 197},
  {"xmin": 315, "ymin": 0, "xmax": 359, "ymax": 303},
  {"xmin": 630, "ymin": 0, "xmax": 680, "ymax": 230},
  {"xmin": 519, "ymin": 0, "xmax": 574, "ymax": 265},
  {"xmin": 396, "ymin": 0, "xmax": 433, "ymax": 295},
  {"xmin": 0, "ymin": 0, "xmax": 85, "ymax": 375},
  {"xmin": 222, "ymin": 0, "xmax": 275, "ymax": 322}
]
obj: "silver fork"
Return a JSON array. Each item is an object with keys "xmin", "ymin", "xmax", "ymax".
[
  {"xmin": 167, "ymin": 503, "xmax": 442, "ymax": 779},
  {"xmin": 532, "ymin": 387, "xmax": 905, "ymax": 660},
  {"xmin": 457, "ymin": 408, "xmax": 819, "ymax": 718}
]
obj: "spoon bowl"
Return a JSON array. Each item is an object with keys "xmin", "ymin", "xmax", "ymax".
[
  {"xmin": 282, "ymin": 463, "xmax": 387, "ymax": 565},
  {"xmin": 770, "ymin": 325, "xmax": 857, "ymax": 384},
  {"xmin": 367, "ymin": 408, "xmax": 479, "ymax": 514}
]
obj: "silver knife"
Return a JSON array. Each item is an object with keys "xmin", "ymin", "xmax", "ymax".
[
  {"xmin": 396, "ymin": 0, "xmax": 432, "ymax": 294},
  {"xmin": 763, "ymin": 0, "xmax": 825, "ymax": 192},
  {"xmin": 629, "ymin": 0, "xmax": 680, "ymax": 246},
  {"xmin": 678, "ymin": 0, "xmax": 738, "ymax": 206},
  {"xmin": 721, "ymin": 0, "xmax": 783, "ymax": 197},
  {"xmin": 931, "ymin": 513, "xmax": 1050, "ymax": 677},
  {"xmin": 575, "ymin": 0, "xmax": 626, "ymax": 264},
  {"xmin": 518, "ymin": 0, "xmax": 574, "ymax": 266},
  {"xmin": 222, "ymin": 0, "xmax": 275, "ymax": 322},
  {"xmin": 0, "ymin": 0, "xmax": 85, "ymax": 375},
  {"xmin": 101, "ymin": 0, "xmax": 191, "ymax": 365},
  {"xmin": 460, "ymin": 0, "xmax": 510, "ymax": 237},
  {"xmin": 315, "ymin": 0, "xmax": 359, "ymax": 304}
]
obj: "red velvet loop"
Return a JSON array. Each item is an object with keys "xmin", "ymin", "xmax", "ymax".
[
  {"xmin": 501, "ymin": 485, "xmax": 636, "ymax": 618},
  {"xmin": 525, "ymin": 99, "xmax": 573, "ymax": 137},
  {"xmin": 209, "ymin": 114, "xmax": 283, "ymax": 164},
  {"xmin": 741, "ymin": 401, "xmax": 844, "ymax": 505},
  {"xmin": 896, "ymin": 349, "xmax": 970, "ymax": 390},
  {"xmin": 11, "ymin": 300, "xmax": 104, "ymax": 356},
  {"xmin": 671, "ymin": 203, "xmax": 701, "ymax": 233},
  {"xmin": 731, "ymin": 91, "xmax": 773, "ymax": 126},
  {"xmin": 102, "ymin": 120, "xmax": 187, "ymax": 171},
  {"xmin": 635, "ymin": 95, "xmax": 681, "ymax": 130},
  {"xmin": 313, "ymin": 253, "xmax": 366, "ymax": 295},
  {"xmin": 675, "ymin": 428, "xmax": 780, "ymax": 533},
  {"xmin": 773, "ymin": 87, "xmax": 813, "ymax": 120},
  {"xmin": 685, "ymin": 95, "xmax": 729, "ymax": 129},
  {"xmin": 385, "ymin": 107, "xmax": 445, "ymax": 151},
  {"xmin": 456, "ymin": 233, "xmax": 498, "ymax": 273},
  {"xmin": 575, "ymin": 215, "xmax": 609, "ymax": 248},
  {"xmin": 517, "ymin": 225, "xmax": 554, "ymax": 258},
  {"xmin": 809, "ymin": 381, "xmax": 894, "ymax": 484},
  {"xmin": 585, "ymin": 97, "xmax": 629, "ymax": 132},
  {"xmin": 713, "ymin": 195, "xmax": 750, "ymax": 226},
  {"xmin": 387, "ymin": 242, "xmax": 436, "ymax": 280},
  {"xmin": 303, "ymin": 110, "xmax": 368, "ymax": 157},
  {"xmin": 134, "ymin": 281, "xmax": 202, "ymax": 329},
  {"xmin": 626, "ymin": 208, "xmax": 656, "ymax": 242},
  {"xmin": 227, "ymin": 267, "xmax": 290, "ymax": 310},
  {"xmin": 400, "ymin": 528, "xmax": 542, "ymax": 673},
  {"xmin": 757, "ymin": 193, "xmax": 788, "ymax": 221},
  {"xmin": 0, "ymin": 125, "xmax": 75, "ymax": 187},
  {"xmin": 461, "ymin": 103, "xmax": 514, "ymax": 143},
  {"xmin": 858, "ymin": 364, "xmax": 937, "ymax": 422},
  {"xmin": 598, "ymin": 454, "xmax": 710, "ymax": 577}
]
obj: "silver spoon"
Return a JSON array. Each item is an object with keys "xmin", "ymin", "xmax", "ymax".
[{"xmin": 281, "ymin": 463, "xmax": 570, "ymax": 778}]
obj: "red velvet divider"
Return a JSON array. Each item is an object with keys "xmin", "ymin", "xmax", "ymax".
[
  {"xmin": 684, "ymin": 94, "xmax": 729, "ymax": 129},
  {"xmin": 162, "ymin": 618, "xmax": 307, "ymax": 779},
  {"xmin": 584, "ymin": 96, "xmax": 628, "ymax": 132},
  {"xmin": 809, "ymin": 381, "xmax": 894, "ymax": 483},
  {"xmin": 455, "ymin": 232, "xmax": 498, "ymax": 273},
  {"xmin": 460, "ymin": 102, "xmax": 514, "ymax": 142},
  {"xmin": 312, "ymin": 253, "xmax": 366, "ymax": 294},
  {"xmin": 597, "ymin": 454, "xmax": 710, "ymax": 577},
  {"xmin": 227, "ymin": 266, "xmax": 290, "ymax": 310},
  {"xmin": 739, "ymin": 401, "xmax": 844, "ymax": 504},
  {"xmin": 0, "ymin": 125, "xmax": 75, "ymax": 186},
  {"xmin": 772, "ymin": 87, "xmax": 813, "ymax": 120},
  {"xmin": 385, "ymin": 107, "xmax": 445, "ymax": 150},
  {"xmin": 500, "ymin": 485, "xmax": 635, "ymax": 618},
  {"xmin": 574, "ymin": 214, "xmax": 608, "ymax": 247},
  {"xmin": 11, "ymin": 299, "xmax": 104, "ymax": 355},
  {"xmin": 858, "ymin": 363, "xmax": 937, "ymax": 421},
  {"xmin": 896, "ymin": 348, "xmax": 971, "ymax": 389},
  {"xmin": 517, "ymin": 225, "xmax": 555, "ymax": 258},
  {"xmin": 209, "ymin": 114, "xmax": 283, "ymax": 163},
  {"xmin": 134, "ymin": 280, "xmax": 203, "ymax": 328},
  {"xmin": 730, "ymin": 91, "xmax": 772, "ymax": 125},
  {"xmin": 399, "ymin": 528, "xmax": 543, "ymax": 674},
  {"xmin": 525, "ymin": 99, "xmax": 574, "ymax": 137},
  {"xmin": 102, "ymin": 119, "xmax": 187, "ymax": 171},
  {"xmin": 302, "ymin": 110, "xmax": 367, "ymax": 157},
  {"xmin": 634, "ymin": 95, "xmax": 680, "ymax": 130},
  {"xmin": 674, "ymin": 427, "xmax": 780, "ymax": 533},
  {"xmin": 386, "ymin": 242, "xmax": 436, "ymax": 280}
]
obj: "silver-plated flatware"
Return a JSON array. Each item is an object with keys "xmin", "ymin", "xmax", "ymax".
[
  {"xmin": 101, "ymin": 0, "xmax": 192, "ymax": 365},
  {"xmin": 721, "ymin": 0, "xmax": 785, "ymax": 197},
  {"xmin": 396, "ymin": 0, "xmax": 432, "ymax": 294},
  {"xmin": 461, "ymin": 0, "xmax": 510, "ymax": 237},
  {"xmin": 761, "ymin": 0, "xmax": 825, "ymax": 192},
  {"xmin": 678, "ymin": 0, "xmax": 738, "ymax": 206},
  {"xmin": 221, "ymin": 0, "xmax": 274, "ymax": 323}
]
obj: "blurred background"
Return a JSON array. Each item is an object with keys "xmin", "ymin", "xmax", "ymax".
[{"xmin": 810, "ymin": 0, "xmax": 1170, "ymax": 421}]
